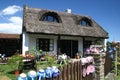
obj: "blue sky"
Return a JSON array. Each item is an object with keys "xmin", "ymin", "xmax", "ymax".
[{"xmin": 0, "ymin": 0, "xmax": 120, "ymax": 42}]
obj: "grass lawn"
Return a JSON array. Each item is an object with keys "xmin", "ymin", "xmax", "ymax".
[
  {"xmin": 0, "ymin": 61, "xmax": 60, "ymax": 80},
  {"xmin": 115, "ymin": 76, "xmax": 120, "ymax": 80},
  {"xmin": 0, "ymin": 64, "xmax": 17, "ymax": 80}
]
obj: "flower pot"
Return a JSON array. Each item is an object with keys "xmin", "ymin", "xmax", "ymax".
[{"xmin": 14, "ymin": 70, "xmax": 19, "ymax": 76}]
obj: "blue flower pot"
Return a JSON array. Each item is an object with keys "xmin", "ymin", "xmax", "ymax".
[
  {"xmin": 37, "ymin": 69, "xmax": 45, "ymax": 80},
  {"xmin": 17, "ymin": 73, "xmax": 27, "ymax": 80},
  {"xmin": 52, "ymin": 66, "xmax": 60, "ymax": 77},
  {"xmin": 45, "ymin": 67, "xmax": 52, "ymax": 78},
  {"xmin": 27, "ymin": 71, "xmax": 37, "ymax": 80}
]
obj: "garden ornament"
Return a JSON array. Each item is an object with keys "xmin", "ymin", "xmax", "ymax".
[
  {"xmin": 45, "ymin": 67, "xmax": 52, "ymax": 78},
  {"xmin": 27, "ymin": 70, "xmax": 37, "ymax": 80},
  {"xmin": 17, "ymin": 73, "xmax": 27, "ymax": 80},
  {"xmin": 52, "ymin": 66, "xmax": 60, "ymax": 77},
  {"xmin": 37, "ymin": 69, "xmax": 45, "ymax": 80}
]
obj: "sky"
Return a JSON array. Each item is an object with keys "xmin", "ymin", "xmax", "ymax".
[{"xmin": 0, "ymin": 0, "xmax": 120, "ymax": 42}]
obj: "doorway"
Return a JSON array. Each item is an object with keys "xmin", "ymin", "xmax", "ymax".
[{"xmin": 60, "ymin": 40, "xmax": 78, "ymax": 58}]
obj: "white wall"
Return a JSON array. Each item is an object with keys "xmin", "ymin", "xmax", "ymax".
[
  {"xmin": 103, "ymin": 39, "xmax": 107, "ymax": 51},
  {"xmin": 23, "ymin": 34, "xmax": 84, "ymax": 55},
  {"xmin": 28, "ymin": 34, "xmax": 58, "ymax": 54},
  {"xmin": 22, "ymin": 33, "xmax": 106, "ymax": 56},
  {"xmin": 22, "ymin": 32, "xmax": 29, "ymax": 55}
]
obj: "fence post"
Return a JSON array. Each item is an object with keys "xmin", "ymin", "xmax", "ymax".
[
  {"xmin": 77, "ymin": 61, "xmax": 80, "ymax": 80},
  {"xmin": 58, "ymin": 66, "xmax": 62, "ymax": 80},
  {"xmin": 74, "ymin": 62, "xmax": 77, "ymax": 80},
  {"xmin": 67, "ymin": 63, "xmax": 71, "ymax": 80},
  {"xmin": 79, "ymin": 60, "xmax": 82, "ymax": 80},
  {"xmin": 63, "ymin": 65, "xmax": 67, "ymax": 80}
]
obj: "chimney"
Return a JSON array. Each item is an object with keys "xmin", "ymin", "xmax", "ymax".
[{"xmin": 65, "ymin": 9, "xmax": 71, "ymax": 13}]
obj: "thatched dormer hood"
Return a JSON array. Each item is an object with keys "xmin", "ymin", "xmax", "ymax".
[{"xmin": 23, "ymin": 6, "xmax": 108, "ymax": 38}]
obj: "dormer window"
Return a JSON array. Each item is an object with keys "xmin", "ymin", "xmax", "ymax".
[
  {"xmin": 42, "ymin": 15, "xmax": 59, "ymax": 22},
  {"xmin": 80, "ymin": 18, "xmax": 92, "ymax": 26},
  {"xmin": 40, "ymin": 12, "xmax": 61, "ymax": 23}
]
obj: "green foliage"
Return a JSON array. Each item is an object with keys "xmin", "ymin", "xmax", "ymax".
[
  {"xmin": 0, "ymin": 64, "xmax": 17, "ymax": 80},
  {"xmin": 94, "ymin": 39, "xmax": 102, "ymax": 45},
  {"xmin": 8, "ymin": 54, "xmax": 23, "ymax": 70},
  {"xmin": 29, "ymin": 47, "xmax": 43, "ymax": 56},
  {"xmin": 44, "ymin": 52, "xmax": 56, "ymax": 67},
  {"xmin": 107, "ymin": 41, "xmax": 120, "ymax": 76},
  {"xmin": 115, "ymin": 76, "xmax": 120, "ymax": 80}
]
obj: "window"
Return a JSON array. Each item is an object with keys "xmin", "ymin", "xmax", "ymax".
[
  {"xmin": 42, "ymin": 15, "xmax": 59, "ymax": 22},
  {"xmin": 36, "ymin": 38, "xmax": 54, "ymax": 51},
  {"xmin": 80, "ymin": 19, "xmax": 92, "ymax": 26},
  {"xmin": 40, "ymin": 12, "xmax": 62, "ymax": 23}
]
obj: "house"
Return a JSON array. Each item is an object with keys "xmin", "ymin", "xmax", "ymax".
[
  {"xmin": 0, "ymin": 33, "xmax": 21, "ymax": 57},
  {"xmin": 22, "ymin": 6, "xmax": 108, "ymax": 57}
]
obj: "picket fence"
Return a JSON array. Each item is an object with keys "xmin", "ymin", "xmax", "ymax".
[{"xmin": 43, "ymin": 60, "xmax": 94, "ymax": 80}]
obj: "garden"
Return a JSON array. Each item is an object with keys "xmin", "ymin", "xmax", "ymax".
[
  {"xmin": 0, "ymin": 49, "xmax": 96, "ymax": 80},
  {"xmin": 0, "ymin": 41, "xmax": 120, "ymax": 80}
]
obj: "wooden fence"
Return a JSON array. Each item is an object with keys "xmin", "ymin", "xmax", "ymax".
[
  {"xmin": 43, "ymin": 60, "xmax": 94, "ymax": 80},
  {"xmin": 104, "ymin": 52, "xmax": 112, "ymax": 76}
]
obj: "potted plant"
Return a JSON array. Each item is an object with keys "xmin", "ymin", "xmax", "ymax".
[{"xmin": 8, "ymin": 54, "xmax": 23, "ymax": 76}]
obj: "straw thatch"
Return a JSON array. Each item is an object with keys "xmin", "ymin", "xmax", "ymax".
[{"xmin": 23, "ymin": 6, "xmax": 108, "ymax": 38}]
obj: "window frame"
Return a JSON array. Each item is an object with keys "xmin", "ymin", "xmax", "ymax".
[
  {"xmin": 40, "ymin": 12, "xmax": 61, "ymax": 23},
  {"xmin": 36, "ymin": 38, "xmax": 54, "ymax": 52},
  {"xmin": 80, "ymin": 18, "xmax": 92, "ymax": 26}
]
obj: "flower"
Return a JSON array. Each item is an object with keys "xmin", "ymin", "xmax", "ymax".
[
  {"xmin": 86, "ymin": 48, "xmax": 90, "ymax": 54},
  {"xmin": 81, "ymin": 58, "xmax": 88, "ymax": 65},
  {"xmin": 86, "ymin": 56, "xmax": 94, "ymax": 63},
  {"xmin": 86, "ymin": 65, "xmax": 95, "ymax": 75}
]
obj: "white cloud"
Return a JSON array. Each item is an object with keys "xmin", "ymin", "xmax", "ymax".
[
  {"xmin": 0, "ymin": 5, "xmax": 22, "ymax": 15},
  {"xmin": 0, "ymin": 21, "xmax": 22, "ymax": 34},
  {"xmin": 0, "ymin": 16, "xmax": 22, "ymax": 34},
  {"xmin": 9, "ymin": 16, "xmax": 22, "ymax": 25},
  {"xmin": 0, "ymin": 5, "xmax": 22, "ymax": 34}
]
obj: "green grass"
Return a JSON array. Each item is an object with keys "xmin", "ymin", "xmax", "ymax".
[
  {"xmin": 0, "ymin": 61, "xmax": 61, "ymax": 80},
  {"xmin": 115, "ymin": 76, "xmax": 120, "ymax": 80},
  {"xmin": 0, "ymin": 64, "xmax": 17, "ymax": 80}
]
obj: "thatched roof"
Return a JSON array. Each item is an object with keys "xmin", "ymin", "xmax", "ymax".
[{"xmin": 23, "ymin": 6, "xmax": 108, "ymax": 38}]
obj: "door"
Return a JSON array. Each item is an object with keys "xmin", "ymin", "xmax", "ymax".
[{"xmin": 60, "ymin": 40, "xmax": 78, "ymax": 58}]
